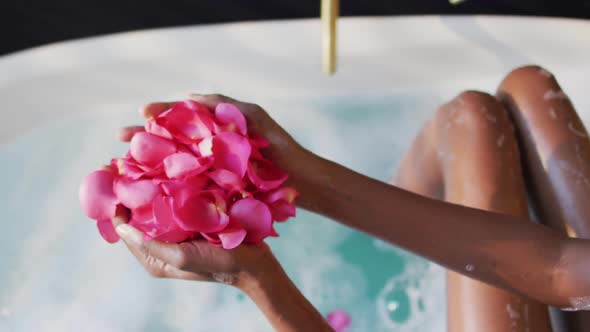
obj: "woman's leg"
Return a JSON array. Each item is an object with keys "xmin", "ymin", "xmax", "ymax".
[
  {"xmin": 395, "ymin": 91, "xmax": 552, "ymax": 331},
  {"xmin": 498, "ymin": 65, "xmax": 590, "ymax": 331}
]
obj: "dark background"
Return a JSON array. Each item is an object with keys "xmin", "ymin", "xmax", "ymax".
[{"xmin": 1, "ymin": 0, "xmax": 589, "ymax": 56}]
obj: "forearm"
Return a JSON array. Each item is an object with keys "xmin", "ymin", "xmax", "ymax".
[
  {"xmin": 238, "ymin": 253, "xmax": 333, "ymax": 332},
  {"xmin": 296, "ymin": 152, "xmax": 590, "ymax": 307}
]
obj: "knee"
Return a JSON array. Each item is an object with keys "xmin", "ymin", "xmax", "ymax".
[
  {"xmin": 497, "ymin": 65, "xmax": 562, "ymax": 100},
  {"xmin": 437, "ymin": 90, "xmax": 511, "ymax": 135}
]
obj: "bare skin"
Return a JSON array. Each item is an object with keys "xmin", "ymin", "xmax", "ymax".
[
  {"xmin": 498, "ymin": 66, "xmax": 590, "ymax": 331},
  {"xmin": 113, "ymin": 69, "xmax": 590, "ymax": 330},
  {"xmin": 395, "ymin": 91, "xmax": 552, "ymax": 331}
]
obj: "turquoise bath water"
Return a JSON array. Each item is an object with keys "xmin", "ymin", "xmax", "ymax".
[{"xmin": 0, "ymin": 95, "xmax": 445, "ymax": 331}]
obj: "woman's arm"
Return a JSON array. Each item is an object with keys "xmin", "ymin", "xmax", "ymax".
[
  {"xmin": 115, "ymin": 101, "xmax": 334, "ymax": 332},
  {"xmin": 184, "ymin": 93, "xmax": 590, "ymax": 309},
  {"xmin": 113, "ymin": 220, "xmax": 334, "ymax": 332},
  {"xmin": 238, "ymin": 251, "xmax": 334, "ymax": 332},
  {"xmin": 295, "ymin": 152, "xmax": 589, "ymax": 308}
]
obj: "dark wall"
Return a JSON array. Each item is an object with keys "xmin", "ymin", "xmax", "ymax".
[{"xmin": 1, "ymin": 0, "xmax": 588, "ymax": 55}]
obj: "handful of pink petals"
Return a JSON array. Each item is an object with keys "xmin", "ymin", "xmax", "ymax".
[{"xmin": 79, "ymin": 100, "xmax": 297, "ymax": 249}]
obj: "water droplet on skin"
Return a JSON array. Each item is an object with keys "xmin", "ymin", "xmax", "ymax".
[
  {"xmin": 486, "ymin": 114, "xmax": 497, "ymax": 123},
  {"xmin": 568, "ymin": 122, "xmax": 587, "ymax": 138},
  {"xmin": 563, "ymin": 296, "xmax": 590, "ymax": 311},
  {"xmin": 465, "ymin": 264, "xmax": 475, "ymax": 272},
  {"xmin": 543, "ymin": 89, "xmax": 568, "ymax": 101},
  {"xmin": 549, "ymin": 108, "xmax": 557, "ymax": 119},
  {"xmin": 497, "ymin": 134, "xmax": 505, "ymax": 148},
  {"xmin": 506, "ymin": 304, "xmax": 521, "ymax": 320}
]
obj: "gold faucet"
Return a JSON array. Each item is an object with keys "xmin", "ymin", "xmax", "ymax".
[{"xmin": 321, "ymin": 0, "xmax": 338, "ymax": 75}]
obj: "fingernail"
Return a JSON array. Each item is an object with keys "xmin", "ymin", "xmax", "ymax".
[
  {"xmin": 112, "ymin": 215, "xmax": 126, "ymax": 227},
  {"xmin": 116, "ymin": 224, "xmax": 143, "ymax": 245}
]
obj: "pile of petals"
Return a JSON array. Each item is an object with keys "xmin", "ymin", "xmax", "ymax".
[{"xmin": 79, "ymin": 100, "xmax": 298, "ymax": 249}]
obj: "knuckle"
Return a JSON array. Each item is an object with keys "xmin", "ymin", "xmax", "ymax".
[
  {"xmin": 209, "ymin": 93, "xmax": 228, "ymax": 102},
  {"xmin": 145, "ymin": 264, "xmax": 165, "ymax": 278},
  {"xmin": 175, "ymin": 252, "xmax": 190, "ymax": 270}
]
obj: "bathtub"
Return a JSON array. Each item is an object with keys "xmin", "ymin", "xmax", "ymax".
[{"xmin": 1, "ymin": 16, "xmax": 589, "ymax": 331}]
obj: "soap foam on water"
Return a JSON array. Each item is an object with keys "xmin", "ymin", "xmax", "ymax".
[{"xmin": 376, "ymin": 263, "xmax": 445, "ymax": 331}]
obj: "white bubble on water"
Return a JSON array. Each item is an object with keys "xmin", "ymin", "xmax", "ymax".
[{"xmin": 376, "ymin": 263, "xmax": 445, "ymax": 331}]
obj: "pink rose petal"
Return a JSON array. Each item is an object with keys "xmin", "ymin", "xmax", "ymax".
[
  {"xmin": 145, "ymin": 119, "xmax": 173, "ymax": 139},
  {"xmin": 247, "ymin": 159, "xmax": 288, "ymax": 191},
  {"xmin": 111, "ymin": 158, "xmax": 145, "ymax": 180},
  {"xmin": 269, "ymin": 201, "xmax": 296, "ymax": 222},
  {"xmin": 152, "ymin": 195, "xmax": 176, "ymax": 229},
  {"xmin": 113, "ymin": 178, "xmax": 160, "ymax": 209},
  {"xmin": 326, "ymin": 310, "xmax": 351, "ymax": 332},
  {"xmin": 263, "ymin": 187, "xmax": 298, "ymax": 204},
  {"xmin": 249, "ymin": 132, "xmax": 270, "ymax": 148},
  {"xmin": 219, "ymin": 228, "xmax": 247, "ymax": 249},
  {"xmin": 130, "ymin": 205, "xmax": 154, "ymax": 225},
  {"xmin": 160, "ymin": 175, "xmax": 209, "ymax": 197},
  {"xmin": 201, "ymin": 232, "xmax": 222, "ymax": 246},
  {"xmin": 208, "ymin": 169, "xmax": 245, "ymax": 191},
  {"xmin": 212, "ymin": 132, "xmax": 251, "ymax": 177},
  {"xmin": 97, "ymin": 219, "xmax": 120, "ymax": 243},
  {"xmin": 215, "ymin": 103, "xmax": 247, "ymax": 136},
  {"xmin": 79, "ymin": 170, "xmax": 119, "ymax": 220},
  {"xmin": 229, "ymin": 198, "xmax": 272, "ymax": 243},
  {"xmin": 130, "ymin": 132, "xmax": 177, "ymax": 167},
  {"xmin": 156, "ymin": 100, "xmax": 214, "ymax": 143},
  {"xmin": 129, "ymin": 200, "xmax": 194, "ymax": 244},
  {"xmin": 163, "ymin": 152, "xmax": 213, "ymax": 179},
  {"xmin": 174, "ymin": 193, "xmax": 229, "ymax": 233},
  {"xmin": 153, "ymin": 229, "xmax": 193, "ymax": 243},
  {"xmin": 250, "ymin": 148, "xmax": 264, "ymax": 160},
  {"xmin": 260, "ymin": 187, "xmax": 298, "ymax": 221}
]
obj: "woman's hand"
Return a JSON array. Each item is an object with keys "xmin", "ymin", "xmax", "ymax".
[
  {"xmin": 112, "ymin": 213, "xmax": 333, "ymax": 332},
  {"xmin": 111, "ymin": 211, "xmax": 275, "ymax": 287},
  {"xmin": 119, "ymin": 94, "xmax": 315, "ymax": 188},
  {"xmin": 114, "ymin": 95, "xmax": 334, "ymax": 331}
]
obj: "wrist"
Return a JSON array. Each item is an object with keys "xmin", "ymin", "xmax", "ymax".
[
  {"xmin": 291, "ymin": 148, "xmax": 326, "ymax": 192},
  {"xmin": 235, "ymin": 246, "xmax": 284, "ymax": 292}
]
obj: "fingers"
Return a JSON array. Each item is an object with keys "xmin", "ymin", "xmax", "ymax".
[
  {"xmin": 188, "ymin": 93, "xmax": 234, "ymax": 109},
  {"xmin": 116, "ymin": 102, "xmax": 173, "ymax": 142},
  {"xmin": 142, "ymin": 102, "xmax": 175, "ymax": 119},
  {"xmin": 114, "ymin": 224, "xmax": 208, "ymax": 280},
  {"xmin": 118, "ymin": 126, "xmax": 144, "ymax": 142},
  {"xmin": 115, "ymin": 224, "xmax": 209, "ymax": 277}
]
